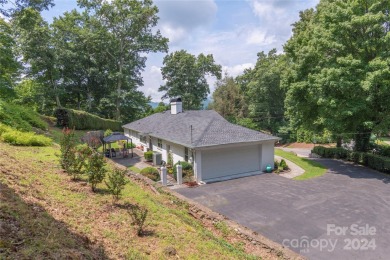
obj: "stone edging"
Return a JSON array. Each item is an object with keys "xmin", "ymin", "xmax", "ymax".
[{"xmin": 113, "ymin": 162, "xmax": 304, "ymax": 260}]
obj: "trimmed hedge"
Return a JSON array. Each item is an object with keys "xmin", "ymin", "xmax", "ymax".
[
  {"xmin": 172, "ymin": 161, "xmax": 193, "ymax": 181},
  {"xmin": 55, "ymin": 108, "xmax": 122, "ymax": 131},
  {"xmin": 312, "ymin": 146, "xmax": 390, "ymax": 174},
  {"xmin": 312, "ymin": 146, "xmax": 348, "ymax": 159},
  {"xmin": 347, "ymin": 151, "xmax": 367, "ymax": 165},
  {"xmin": 375, "ymin": 144, "xmax": 390, "ymax": 158},
  {"xmin": 364, "ymin": 154, "xmax": 390, "ymax": 174},
  {"xmin": 140, "ymin": 167, "xmax": 160, "ymax": 181}
]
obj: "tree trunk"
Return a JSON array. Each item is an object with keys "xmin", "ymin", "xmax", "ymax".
[
  {"xmin": 55, "ymin": 93, "xmax": 61, "ymax": 108},
  {"xmin": 77, "ymin": 92, "xmax": 81, "ymax": 110},
  {"xmin": 50, "ymin": 70, "xmax": 61, "ymax": 108},
  {"xmin": 336, "ymin": 136, "xmax": 342, "ymax": 148},
  {"xmin": 116, "ymin": 56, "xmax": 123, "ymax": 120},
  {"xmin": 354, "ymin": 128, "xmax": 371, "ymax": 152}
]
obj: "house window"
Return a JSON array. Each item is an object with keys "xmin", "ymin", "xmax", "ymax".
[
  {"xmin": 158, "ymin": 138, "xmax": 163, "ymax": 149},
  {"xmin": 139, "ymin": 135, "xmax": 147, "ymax": 143},
  {"xmin": 184, "ymin": 147, "xmax": 189, "ymax": 162}
]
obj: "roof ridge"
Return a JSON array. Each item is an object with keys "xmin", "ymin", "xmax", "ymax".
[{"xmin": 192, "ymin": 117, "xmax": 221, "ymax": 146}]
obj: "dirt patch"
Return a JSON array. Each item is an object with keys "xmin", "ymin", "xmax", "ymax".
[{"xmin": 284, "ymin": 143, "xmax": 315, "ymax": 149}]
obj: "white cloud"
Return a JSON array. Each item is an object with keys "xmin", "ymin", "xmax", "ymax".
[
  {"xmin": 246, "ymin": 28, "xmax": 276, "ymax": 45},
  {"xmin": 222, "ymin": 63, "xmax": 254, "ymax": 77},
  {"xmin": 141, "ymin": 61, "xmax": 165, "ymax": 101},
  {"xmin": 155, "ymin": 0, "xmax": 217, "ymax": 44},
  {"xmin": 150, "ymin": 65, "xmax": 161, "ymax": 74},
  {"xmin": 142, "ymin": 0, "xmax": 320, "ymax": 101},
  {"xmin": 249, "ymin": 0, "xmax": 320, "ymax": 44}
]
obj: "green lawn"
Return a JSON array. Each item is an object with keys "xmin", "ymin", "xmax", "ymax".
[
  {"xmin": 49, "ymin": 126, "xmax": 89, "ymax": 145},
  {"xmin": 275, "ymin": 149, "xmax": 327, "ymax": 180},
  {"xmin": 128, "ymin": 165, "xmax": 141, "ymax": 173}
]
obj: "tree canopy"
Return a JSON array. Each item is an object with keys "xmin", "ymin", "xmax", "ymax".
[
  {"xmin": 0, "ymin": 0, "xmax": 53, "ymax": 16},
  {"xmin": 159, "ymin": 50, "xmax": 222, "ymax": 110},
  {"xmin": 0, "ymin": 17, "xmax": 19, "ymax": 99},
  {"xmin": 6, "ymin": 0, "xmax": 168, "ymax": 123},
  {"xmin": 284, "ymin": 0, "xmax": 390, "ymax": 151}
]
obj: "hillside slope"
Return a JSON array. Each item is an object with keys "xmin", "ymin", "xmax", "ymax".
[{"xmin": 0, "ymin": 140, "xmax": 281, "ymax": 259}]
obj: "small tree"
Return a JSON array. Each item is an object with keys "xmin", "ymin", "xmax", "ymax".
[
  {"xmin": 279, "ymin": 159, "xmax": 289, "ymax": 170},
  {"xmin": 60, "ymin": 127, "xmax": 76, "ymax": 171},
  {"xmin": 126, "ymin": 203, "xmax": 149, "ymax": 236},
  {"xmin": 167, "ymin": 151, "xmax": 173, "ymax": 167},
  {"xmin": 68, "ymin": 144, "xmax": 92, "ymax": 180},
  {"xmin": 86, "ymin": 150, "xmax": 106, "ymax": 192},
  {"xmin": 105, "ymin": 168, "xmax": 129, "ymax": 202}
]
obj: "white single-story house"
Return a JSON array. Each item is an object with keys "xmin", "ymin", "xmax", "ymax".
[{"xmin": 123, "ymin": 98, "xmax": 279, "ymax": 183}]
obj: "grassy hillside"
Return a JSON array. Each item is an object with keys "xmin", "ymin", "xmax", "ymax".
[
  {"xmin": 0, "ymin": 101, "xmax": 48, "ymax": 132},
  {"xmin": 0, "ymin": 139, "xmax": 276, "ymax": 259}
]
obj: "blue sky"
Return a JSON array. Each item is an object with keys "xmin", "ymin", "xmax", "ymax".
[{"xmin": 41, "ymin": 0, "xmax": 319, "ymax": 101}]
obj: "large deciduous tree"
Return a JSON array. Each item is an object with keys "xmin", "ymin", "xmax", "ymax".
[
  {"xmin": 13, "ymin": 8, "xmax": 62, "ymax": 107},
  {"xmin": 0, "ymin": 0, "xmax": 53, "ymax": 16},
  {"xmin": 79, "ymin": 0, "xmax": 169, "ymax": 120},
  {"xmin": 51, "ymin": 10, "xmax": 108, "ymax": 111},
  {"xmin": 159, "ymin": 50, "xmax": 222, "ymax": 110},
  {"xmin": 284, "ymin": 0, "xmax": 390, "ymax": 151},
  {"xmin": 239, "ymin": 49, "xmax": 286, "ymax": 134},
  {"xmin": 0, "ymin": 18, "xmax": 19, "ymax": 99}
]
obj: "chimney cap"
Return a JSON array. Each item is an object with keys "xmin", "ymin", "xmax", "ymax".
[{"xmin": 170, "ymin": 97, "xmax": 182, "ymax": 103}]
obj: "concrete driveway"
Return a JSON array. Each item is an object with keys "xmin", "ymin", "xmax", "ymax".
[{"xmin": 176, "ymin": 159, "xmax": 390, "ymax": 260}]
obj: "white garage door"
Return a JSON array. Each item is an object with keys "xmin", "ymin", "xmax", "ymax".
[{"xmin": 201, "ymin": 145, "xmax": 261, "ymax": 182}]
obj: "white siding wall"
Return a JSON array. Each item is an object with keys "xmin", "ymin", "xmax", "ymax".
[
  {"xmin": 151, "ymin": 138, "xmax": 187, "ymax": 164},
  {"xmin": 261, "ymin": 141, "xmax": 275, "ymax": 171},
  {"xmin": 164, "ymin": 141, "xmax": 186, "ymax": 164},
  {"xmin": 124, "ymin": 129, "xmax": 143, "ymax": 147},
  {"xmin": 124, "ymin": 128, "xmax": 187, "ymax": 164}
]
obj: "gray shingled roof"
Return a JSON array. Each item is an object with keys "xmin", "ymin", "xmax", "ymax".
[
  {"xmin": 103, "ymin": 133, "xmax": 131, "ymax": 143},
  {"xmin": 122, "ymin": 110, "xmax": 278, "ymax": 148}
]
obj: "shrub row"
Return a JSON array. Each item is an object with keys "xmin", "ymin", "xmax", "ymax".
[
  {"xmin": 312, "ymin": 146, "xmax": 390, "ymax": 174},
  {"xmin": 0, "ymin": 100, "xmax": 48, "ymax": 131},
  {"xmin": 55, "ymin": 108, "xmax": 122, "ymax": 131},
  {"xmin": 0, "ymin": 123, "xmax": 52, "ymax": 146},
  {"xmin": 374, "ymin": 144, "xmax": 390, "ymax": 158},
  {"xmin": 312, "ymin": 146, "xmax": 348, "ymax": 159}
]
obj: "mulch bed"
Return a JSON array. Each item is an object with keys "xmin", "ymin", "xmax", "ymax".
[{"xmin": 184, "ymin": 181, "xmax": 198, "ymax": 188}]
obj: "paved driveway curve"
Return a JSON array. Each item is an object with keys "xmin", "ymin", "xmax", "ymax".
[{"xmin": 176, "ymin": 159, "xmax": 390, "ymax": 260}]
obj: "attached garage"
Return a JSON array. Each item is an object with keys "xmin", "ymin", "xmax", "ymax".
[
  {"xmin": 200, "ymin": 144, "xmax": 261, "ymax": 182},
  {"xmin": 195, "ymin": 141, "xmax": 275, "ymax": 183}
]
